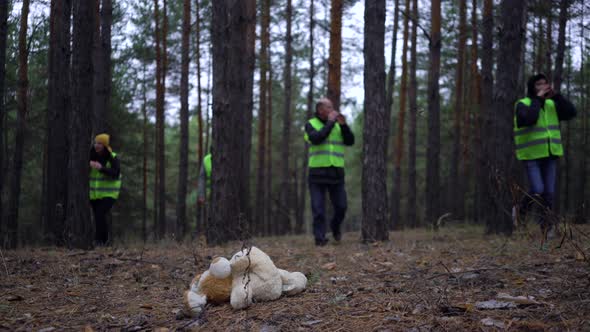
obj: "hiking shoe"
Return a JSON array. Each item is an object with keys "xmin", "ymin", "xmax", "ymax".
[{"xmin": 315, "ymin": 238, "xmax": 328, "ymax": 247}]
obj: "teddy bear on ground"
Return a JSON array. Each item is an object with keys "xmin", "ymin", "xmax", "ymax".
[{"xmin": 183, "ymin": 246, "xmax": 307, "ymax": 315}]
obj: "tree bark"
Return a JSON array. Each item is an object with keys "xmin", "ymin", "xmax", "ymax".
[
  {"xmin": 208, "ymin": 0, "xmax": 256, "ymax": 246},
  {"xmin": 553, "ymin": 0, "xmax": 569, "ymax": 93},
  {"xmin": 154, "ymin": 0, "xmax": 167, "ymax": 239},
  {"xmin": 450, "ymin": 0, "xmax": 467, "ymax": 220},
  {"xmin": 426, "ymin": 0, "xmax": 441, "ymax": 229},
  {"xmin": 195, "ymin": 0, "xmax": 204, "ymax": 236},
  {"xmin": 0, "ymin": 0, "xmax": 7, "ymax": 240},
  {"xmin": 67, "ymin": 0, "xmax": 95, "ymax": 249},
  {"xmin": 406, "ymin": 0, "xmax": 418, "ymax": 228},
  {"xmin": 45, "ymin": 0, "xmax": 72, "ymax": 246},
  {"xmin": 279, "ymin": 0, "xmax": 294, "ymax": 235},
  {"xmin": 468, "ymin": 0, "xmax": 481, "ymax": 222},
  {"xmin": 6, "ymin": 0, "xmax": 30, "ymax": 249},
  {"xmin": 176, "ymin": 0, "xmax": 190, "ymax": 240},
  {"xmin": 256, "ymin": 0, "xmax": 270, "ymax": 235},
  {"xmin": 327, "ymin": 0, "xmax": 343, "ymax": 110},
  {"xmin": 266, "ymin": 60, "xmax": 274, "ymax": 235},
  {"xmin": 391, "ymin": 0, "xmax": 410, "ymax": 230},
  {"xmin": 296, "ymin": 0, "xmax": 315, "ymax": 235},
  {"xmin": 362, "ymin": 0, "xmax": 388, "ymax": 242},
  {"xmin": 484, "ymin": 0, "xmax": 528, "ymax": 235},
  {"xmin": 142, "ymin": 64, "xmax": 148, "ymax": 243}
]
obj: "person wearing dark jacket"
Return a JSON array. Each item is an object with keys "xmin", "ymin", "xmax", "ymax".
[
  {"xmin": 304, "ymin": 98, "xmax": 354, "ymax": 246},
  {"xmin": 90, "ymin": 133, "xmax": 121, "ymax": 245},
  {"xmin": 513, "ymin": 74, "xmax": 576, "ymax": 237}
]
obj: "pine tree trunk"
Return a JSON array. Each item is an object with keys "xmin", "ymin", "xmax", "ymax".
[
  {"xmin": 296, "ymin": 0, "xmax": 315, "ymax": 235},
  {"xmin": 92, "ymin": 0, "xmax": 102, "ymax": 135},
  {"xmin": 545, "ymin": 5, "xmax": 552, "ymax": 79},
  {"xmin": 577, "ymin": 3, "xmax": 586, "ymax": 222},
  {"xmin": 195, "ymin": 0, "xmax": 204, "ymax": 236},
  {"xmin": 45, "ymin": 0, "xmax": 72, "ymax": 246},
  {"xmin": 406, "ymin": 0, "xmax": 418, "ymax": 228},
  {"xmin": 362, "ymin": 0, "xmax": 388, "ymax": 242},
  {"xmin": 208, "ymin": 0, "xmax": 255, "ymax": 246},
  {"xmin": 266, "ymin": 62, "xmax": 274, "ymax": 235},
  {"xmin": 6, "ymin": 0, "xmax": 30, "ymax": 249},
  {"xmin": 553, "ymin": 0, "xmax": 569, "ymax": 93},
  {"xmin": 278, "ymin": 0, "xmax": 294, "ymax": 235},
  {"xmin": 327, "ymin": 0, "xmax": 343, "ymax": 110},
  {"xmin": 468, "ymin": 0, "xmax": 481, "ymax": 222},
  {"xmin": 0, "ymin": 0, "xmax": 7, "ymax": 240},
  {"xmin": 426, "ymin": 0, "xmax": 441, "ymax": 229},
  {"xmin": 391, "ymin": 0, "xmax": 410, "ymax": 230},
  {"xmin": 67, "ymin": 0, "xmax": 95, "ymax": 249},
  {"xmin": 484, "ymin": 0, "xmax": 528, "ymax": 235},
  {"xmin": 450, "ymin": 0, "xmax": 466, "ymax": 220},
  {"xmin": 256, "ymin": 0, "xmax": 270, "ymax": 235},
  {"xmin": 176, "ymin": 0, "xmax": 190, "ymax": 241},
  {"xmin": 142, "ymin": 65, "xmax": 148, "ymax": 243}
]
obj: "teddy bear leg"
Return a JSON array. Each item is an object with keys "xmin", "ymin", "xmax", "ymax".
[
  {"xmin": 278, "ymin": 269, "xmax": 307, "ymax": 296},
  {"xmin": 183, "ymin": 290, "xmax": 207, "ymax": 316},
  {"xmin": 230, "ymin": 282, "xmax": 253, "ymax": 310}
]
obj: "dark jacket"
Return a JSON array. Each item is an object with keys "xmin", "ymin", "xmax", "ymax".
[
  {"xmin": 305, "ymin": 116, "xmax": 354, "ymax": 184},
  {"xmin": 90, "ymin": 148, "xmax": 120, "ymax": 179},
  {"xmin": 515, "ymin": 94, "xmax": 577, "ymax": 128}
]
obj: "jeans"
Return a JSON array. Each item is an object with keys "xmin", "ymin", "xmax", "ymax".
[
  {"xmin": 520, "ymin": 157, "xmax": 557, "ymax": 227},
  {"xmin": 91, "ymin": 198, "xmax": 116, "ymax": 245},
  {"xmin": 309, "ymin": 182, "xmax": 347, "ymax": 243}
]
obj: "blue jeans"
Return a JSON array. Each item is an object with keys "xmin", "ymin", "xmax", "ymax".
[
  {"xmin": 309, "ymin": 182, "xmax": 347, "ymax": 242},
  {"xmin": 521, "ymin": 157, "xmax": 557, "ymax": 226}
]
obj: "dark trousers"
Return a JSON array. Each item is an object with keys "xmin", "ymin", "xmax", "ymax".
[
  {"xmin": 309, "ymin": 182, "xmax": 347, "ymax": 242},
  {"xmin": 91, "ymin": 198, "xmax": 116, "ymax": 245},
  {"xmin": 520, "ymin": 157, "xmax": 557, "ymax": 227}
]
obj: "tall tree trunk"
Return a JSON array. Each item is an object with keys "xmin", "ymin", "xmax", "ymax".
[
  {"xmin": 195, "ymin": 0, "xmax": 204, "ymax": 236},
  {"xmin": 0, "ymin": 0, "xmax": 7, "ymax": 240},
  {"xmin": 406, "ymin": 0, "xmax": 418, "ymax": 228},
  {"xmin": 296, "ymin": 0, "xmax": 315, "ymax": 235},
  {"xmin": 266, "ymin": 61, "xmax": 274, "ymax": 235},
  {"xmin": 545, "ymin": 4, "xmax": 552, "ymax": 79},
  {"xmin": 6, "ymin": 0, "xmax": 30, "ymax": 249},
  {"xmin": 426, "ymin": 0, "xmax": 441, "ymax": 229},
  {"xmin": 577, "ymin": 2, "xmax": 586, "ymax": 222},
  {"xmin": 484, "ymin": 0, "xmax": 528, "ymax": 235},
  {"xmin": 208, "ymin": 0, "xmax": 256, "ymax": 246},
  {"xmin": 468, "ymin": 0, "xmax": 481, "ymax": 221},
  {"xmin": 256, "ymin": 0, "xmax": 270, "ymax": 235},
  {"xmin": 46, "ymin": 0, "xmax": 72, "ymax": 246},
  {"xmin": 92, "ymin": 0, "xmax": 102, "ymax": 135},
  {"xmin": 92, "ymin": 0, "xmax": 112, "ymax": 134},
  {"xmin": 67, "ymin": 0, "xmax": 95, "ymax": 249},
  {"xmin": 386, "ymin": 0, "xmax": 400, "ymax": 193},
  {"xmin": 391, "ymin": 0, "xmax": 410, "ymax": 230},
  {"xmin": 553, "ymin": 0, "xmax": 569, "ymax": 93},
  {"xmin": 142, "ymin": 65, "xmax": 148, "ymax": 243},
  {"xmin": 154, "ymin": 0, "xmax": 167, "ymax": 239},
  {"xmin": 362, "ymin": 0, "xmax": 388, "ymax": 242},
  {"xmin": 176, "ymin": 0, "xmax": 190, "ymax": 240},
  {"xmin": 279, "ymin": 0, "xmax": 293, "ymax": 235},
  {"xmin": 450, "ymin": 0, "xmax": 466, "ymax": 220},
  {"xmin": 327, "ymin": 0, "xmax": 343, "ymax": 110}
]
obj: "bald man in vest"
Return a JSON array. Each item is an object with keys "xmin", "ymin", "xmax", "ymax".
[
  {"xmin": 514, "ymin": 74, "xmax": 576, "ymax": 238},
  {"xmin": 304, "ymin": 98, "xmax": 354, "ymax": 246}
]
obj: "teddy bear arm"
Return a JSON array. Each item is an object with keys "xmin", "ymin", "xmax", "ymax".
[
  {"xmin": 230, "ymin": 280, "xmax": 253, "ymax": 310},
  {"xmin": 278, "ymin": 269, "xmax": 307, "ymax": 296}
]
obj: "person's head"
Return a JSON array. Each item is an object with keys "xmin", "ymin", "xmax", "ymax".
[
  {"xmin": 94, "ymin": 133, "xmax": 112, "ymax": 155},
  {"xmin": 527, "ymin": 73, "xmax": 549, "ymax": 97},
  {"xmin": 315, "ymin": 98, "xmax": 335, "ymax": 120}
]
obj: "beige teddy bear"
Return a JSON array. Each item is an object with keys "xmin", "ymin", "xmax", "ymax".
[{"xmin": 183, "ymin": 246, "xmax": 307, "ymax": 315}]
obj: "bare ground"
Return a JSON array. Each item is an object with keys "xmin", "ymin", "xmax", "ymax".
[{"xmin": 1, "ymin": 224, "xmax": 589, "ymax": 331}]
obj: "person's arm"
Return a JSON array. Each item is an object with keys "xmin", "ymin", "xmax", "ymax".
[
  {"xmin": 197, "ymin": 164, "xmax": 206, "ymax": 201},
  {"xmin": 99, "ymin": 155, "xmax": 120, "ymax": 179},
  {"xmin": 515, "ymin": 98, "xmax": 543, "ymax": 128},
  {"xmin": 305, "ymin": 121, "xmax": 336, "ymax": 145},
  {"xmin": 340, "ymin": 124, "xmax": 354, "ymax": 146},
  {"xmin": 552, "ymin": 94, "xmax": 577, "ymax": 121}
]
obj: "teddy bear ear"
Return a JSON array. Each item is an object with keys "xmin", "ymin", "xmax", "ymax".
[{"xmin": 210, "ymin": 257, "xmax": 231, "ymax": 278}]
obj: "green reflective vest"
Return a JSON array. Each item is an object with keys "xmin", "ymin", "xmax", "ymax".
[
  {"xmin": 304, "ymin": 117, "xmax": 345, "ymax": 168},
  {"xmin": 89, "ymin": 152, "xmax": 122, "ymax": 200},
  {"xmin": 513, "ymin": 97, "xmax": 563, "ymax": 160},
  {"xmin": 203, "ymin": 153, "xmax": 212, "ymax": 195}
]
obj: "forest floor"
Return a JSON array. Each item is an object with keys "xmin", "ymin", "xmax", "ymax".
[{"xmin": 1, "ymin": 223, "xmax": 589, "ymax": 332}]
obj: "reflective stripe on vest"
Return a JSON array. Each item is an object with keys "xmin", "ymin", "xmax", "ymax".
[
  {"xmin": 89, "ymin": 151, "xmax": 122, "ymax": 200},
  {"xmin": 203, "ymin": 153, "xmax": 212, "ymax": 195},
  {"xmin": 304, "ymin": 117, "xmax": 345, "ymax": 168},
  {"xmin": 513, "ymin": 97, "xmax": 563, "ymax": 160}
]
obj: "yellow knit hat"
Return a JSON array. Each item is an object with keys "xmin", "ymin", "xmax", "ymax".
[{"xmin": 95, "ymin": 133, "xmax": 112, "ymax": 153}]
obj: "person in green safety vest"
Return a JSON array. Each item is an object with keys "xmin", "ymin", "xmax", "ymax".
[
  {"xmin": 304, "ymin": 98, "xmax": 354, "ymax": 246},
  {"xmin": 513, "ymin": 74, "xmax": 576, "ymax": 237},
  {"xmin": 197, "ymin": 153, "xmax": 212, "ymax": 205},
  {"xmin": 89, "ymin": 133, "xmax": 121, "ymax": 246}
]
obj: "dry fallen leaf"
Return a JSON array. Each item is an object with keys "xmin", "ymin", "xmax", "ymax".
[
  {"xmin": 140, "ymin": 304, "xmax": 153, "ymax": 310},
  {"xmin": 575, "ymin": 252, "xmax": 585, "ymax": 261},
  {"xmin": 321, "ymin": 262, "xmax": 336, "ymax": 270}
]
